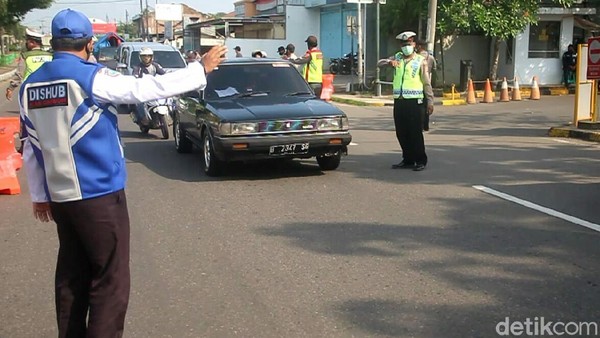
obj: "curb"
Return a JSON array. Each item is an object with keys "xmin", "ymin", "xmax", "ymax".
[
  {"xmin": 0, "ymin": 69, "xmax": 16, "ymax": 82},
  {"xmin": 331, "ymin": 96, "xmax": 389, "ymax": 107},
  {"xmin": 548, "ymin": 126, "xmax": 600, "ymax": 143}
]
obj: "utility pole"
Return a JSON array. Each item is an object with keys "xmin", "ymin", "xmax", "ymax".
[
  {"xmin": 139, "ymin": 0, "xmax": 145, "ymax": 40},
  {"xmin": 125, "ymin": 10, "xmax": 129, "ymax": 36},
  {"xmin": 145, "ymin": 0, "xmax": 150, "ymax": 40},
  {"xmin": 426, "ymin": 0, "xmax": 437, "ymax": 53},
  {"xmin": 375, "ymin": 0, "xmax": 381, "ymax": 96},
  {"xmin": 357, "ymin": 2, "xmax": 363, "ymax": 89}
]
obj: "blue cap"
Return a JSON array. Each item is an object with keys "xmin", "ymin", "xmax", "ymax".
[{"xmin": 51, "ymin": 9, "xmax": 93, "ymax": 39}]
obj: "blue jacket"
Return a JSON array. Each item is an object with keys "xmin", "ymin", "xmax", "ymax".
[{"xmin": 20, "ymin": 52, "xmax": 126, "ymax": 202}]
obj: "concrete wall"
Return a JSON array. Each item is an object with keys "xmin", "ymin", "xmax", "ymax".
[
  {"xmin": 221, "ymin": 6, "xmax": 319, "ymax": 59},
  {"xmin": 439, "ymin": 35, "xmax": 491, "ymax": 87}
]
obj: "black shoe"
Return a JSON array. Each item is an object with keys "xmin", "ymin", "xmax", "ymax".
[
  {"xmin": 392, "ymin": 161, "xmax": 415, "ymax": 169},
  {"xmin": 413, "ymin": 164, "xmax": 426, "ymax": 171}
]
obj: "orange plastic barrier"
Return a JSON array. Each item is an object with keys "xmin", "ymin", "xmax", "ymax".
[
  {"xmin": 0, "ymin": 117, "xmax": 22, "ymax": 195},
  {"xmin": 320, "ymin": 74, "xmax": 334, "ymax": 101}
]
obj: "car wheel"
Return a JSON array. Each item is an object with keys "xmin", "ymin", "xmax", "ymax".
[
  {"xmin": 173, "ymin": 116, "xmax": 192, "ymax": 153},
  {"xmin": 316, "ymin": 152, "xmax": 341, "ymax": 171},
  {"xmin": 159, "ymin": 115, "xmax": 169, "ymax": 139},
  {"xmin": 202, "ymin": 130, "xmax": 223, "ymax": 176}
]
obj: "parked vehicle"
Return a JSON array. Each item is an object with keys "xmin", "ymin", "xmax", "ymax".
[
  {"xmin": 132, "ymin": 98, "xmax": 173, "ymax": 139},
  {"xmin": 173, "ymin": 58, "xmax": 352, "ymax": 177},
  {"xmin": 329, "ymin": 52, "xmax": 359, "ymax": 75}
]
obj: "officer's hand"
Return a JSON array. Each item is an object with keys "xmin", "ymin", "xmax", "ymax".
[
  {"xmin": 32, "ymin": 202, "xmax": 53, "ymax": 223},
  {"xmin": 6, "ymin": 88, "xmax": 13, "ymax": 101},
  {"xmin": 202, "ymin": 45, "xmax": 228, "ymax": 74},
  {"xmin": 390, "ymin": 60, "xmax": 400, "ymax": 67},
  {"xmin": 427, "ymin": 104, "xmax": 434, "ymax": 115}
]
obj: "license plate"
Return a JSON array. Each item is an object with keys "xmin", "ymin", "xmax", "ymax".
[{"xmin": 269, "ymin": 142, "xmax": 309, "ymax": 155}]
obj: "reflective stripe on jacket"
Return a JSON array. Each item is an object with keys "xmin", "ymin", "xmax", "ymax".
[{"xmin": 392, "ymin": 53, "xmax": 425, "ymax": 99}]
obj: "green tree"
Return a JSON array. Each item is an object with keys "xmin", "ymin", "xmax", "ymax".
[
  {"xmin": 117, "ymin": 21, "xmax": 138, "ymax": 38},
  {"xmin": 0, "ymin": 0, "xmax": 54, "ymax": 54},
  {"xmin": 380, "ymin": 0, "xmax": 422, "ymax": 37},
  {"xmin": 437, "ymin": 0, "xmax": 574, "ymax": 80}
]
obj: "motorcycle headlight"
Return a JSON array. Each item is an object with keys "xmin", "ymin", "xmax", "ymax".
[{"xmin": 317, "ymin": 117, "xmax": 343, "ymax": 131}]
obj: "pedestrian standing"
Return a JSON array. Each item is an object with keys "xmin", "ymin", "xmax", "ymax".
[
  {"xmin": 291, "ymin": 35, "xmax": 324, "ymax": 98},
  {"xmin": 5, "ymin": 28, "xmax": 52, "ymax": 101},
  {"xmin": 378, "ymin": 31, "xmax": 434, "ymax": 171},
  {"xmin": 562, "ymin": 44, "xmax": 577, "ymax": 87},
  {"xmin": 18, "ymin": 8, "xmax": 226, "ymax": 337},
  {"xmin": 416, "ymin": 40, "xmax": 436, "ymax": 131}
]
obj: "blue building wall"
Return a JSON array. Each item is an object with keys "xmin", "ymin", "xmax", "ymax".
[{"xmin": 319, "ymin": 6, "xmax": 358, "ymax": 61}]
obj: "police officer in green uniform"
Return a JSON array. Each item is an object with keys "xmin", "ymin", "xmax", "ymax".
[
  {"xmin": 6, "ymin": 28, "xmax": 53, "ymax": 101},
  {"xmin": 292, "ymin": 35, "xmax": 323, "ymax": 98},
  {"xmin": 378, "ymin": 31, "xmax": 434, "ymax": 171}
]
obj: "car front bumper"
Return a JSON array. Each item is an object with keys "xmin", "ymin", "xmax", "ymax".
[{"xmin": 212, "ymin": 131, "xmax": 352, "ymax": 161}]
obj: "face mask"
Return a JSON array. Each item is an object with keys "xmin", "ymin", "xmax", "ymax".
[{"xmin": 401, "ymin": 45, "xmax": 414, "ymax": 55}]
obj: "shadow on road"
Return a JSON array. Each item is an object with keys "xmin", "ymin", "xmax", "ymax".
[{"xmin": 256, "ymin": 192, "xmax": 600, "ymax": 337}]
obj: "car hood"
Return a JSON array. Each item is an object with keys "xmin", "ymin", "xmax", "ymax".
[{"xmin": 207, "ymin": 97, "xmax": 344, "ymax": 121}]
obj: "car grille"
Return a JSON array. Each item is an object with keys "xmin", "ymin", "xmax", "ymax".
[{"xmin": 258, "ymin": 119, "xmax": 318, "ymax": 133}]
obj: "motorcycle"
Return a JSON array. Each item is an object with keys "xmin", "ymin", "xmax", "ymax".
[
  {"xmin": 131, "ymin": 97, "xmax": 173, "ymax": 139},
  {"xmin": 329, "ymin": 52, "xmax": 359, "ymax": 75}
]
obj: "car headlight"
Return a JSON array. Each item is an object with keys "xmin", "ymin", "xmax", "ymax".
[
  {"xmin": 219, "ymin": 122, "xmax": 259, "ymax": 135},
  {"xmin": 317, "ymin": 117, "xmax": 346, "ymax": 131}
]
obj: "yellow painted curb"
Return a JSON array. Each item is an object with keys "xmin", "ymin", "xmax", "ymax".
[
  {"xmin": 442, "ymin": 99, "xmax": 466, "ymax": 106},
  {"xmin": 548, "ymin": 127, "xmax": 570, "ymax": 137}
]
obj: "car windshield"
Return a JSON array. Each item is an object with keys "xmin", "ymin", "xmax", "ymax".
[
  {"xmin": 97, "ymin": 47, "xmax": 117, "ymax": 61},
  {"xmin": 131, "ymin": 50, "xmax": 186, "ymax": 69},
  {"xmin": 205, "ymin": 63, "xmax": 312, "ymax": 100}
]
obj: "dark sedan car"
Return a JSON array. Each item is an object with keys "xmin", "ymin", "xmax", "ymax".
[{"xmin": 173, "ymin": 58, "xmax": 352, "ymax": 176}]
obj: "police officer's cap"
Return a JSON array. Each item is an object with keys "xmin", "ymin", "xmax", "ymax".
[
  {"xmin": 25, "ymin": 28, "xmax": 44, "ymax": 41},
  {"xmin": 396, "ymin": 31, "xmax": 417, "ymax": 42}
]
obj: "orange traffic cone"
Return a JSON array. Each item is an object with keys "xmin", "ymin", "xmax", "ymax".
[
  {"xmin": 511, "ymin": 77, "xmax": 522, "ymax": 101},
  {"xmin": 466, "ymin": 79, "xmax": 477, "ymax": 104},
  {"xmin": 482, "ymin": 78, "xmax": 494, "ymax": 103},
  {"xmin": 530, "ymin": 76, "xmax": 540, "ymax": 100},
  {"xmin": 498, "ymin": 77, "xmax": 510, "ymax": 102}
]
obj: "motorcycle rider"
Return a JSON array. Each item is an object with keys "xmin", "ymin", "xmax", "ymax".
[{"xmin": 132, "ymin": 47, "xmax": 166, "ymax": 124}]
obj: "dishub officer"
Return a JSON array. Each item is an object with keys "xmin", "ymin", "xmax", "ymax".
[{"xmin": 18, "ymin": 8, "xmax": 226, "ymax": 337}]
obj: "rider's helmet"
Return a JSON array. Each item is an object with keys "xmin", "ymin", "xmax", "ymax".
[{"xmin": 139, "ymin": 47, "xmax": 154, "ymax": 66}]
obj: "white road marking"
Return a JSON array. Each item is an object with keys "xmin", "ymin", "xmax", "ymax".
[
  {"xmin": 473, "ymin": 185, "xmax": 600, "ymax": 233},
  {"xmin": 350, "ymin": 142, "xmax": 358, "ymax": 146},
  {"xmin": 552, "ymin": 138, "xmax": 574, "ymax": 144}
]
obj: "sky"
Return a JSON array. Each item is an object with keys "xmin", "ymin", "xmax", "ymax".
[{"xmin": 23, "ymin": 0, "xmax": 237, "ymax": 34}]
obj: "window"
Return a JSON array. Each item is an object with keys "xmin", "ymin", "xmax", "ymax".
[
  {"xmin": 205, "ymin": 63, "xmax": 311, "ymax": 100},
  {"xmin": 528, "ymin": 21, "xmax": 561, "ymax": 58},
  {"xmin": 131, "ymin": 51, "xmax": 186, "ymax": 69}
]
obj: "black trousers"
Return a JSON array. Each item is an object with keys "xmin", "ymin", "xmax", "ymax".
[
  {"xmin": 50, "ymin": 189, "xmax": 130, "ymax": 338},
  {"xmin": 393, "ymin": 98, "xmax": 428, "ymax": 165}
]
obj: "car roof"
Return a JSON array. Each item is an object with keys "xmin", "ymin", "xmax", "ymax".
[
  {"xmin": 219, "ymin": 57, "xmax": 292, "ymax": 65},
  {"xmin": 119, "ymin": 42, "xmax": 178, "ymax": 52}
]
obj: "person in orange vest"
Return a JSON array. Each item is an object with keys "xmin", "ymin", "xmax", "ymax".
[{"xmin": 292, "ymin": 35, "xmax": 323, "ymax": 98}]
